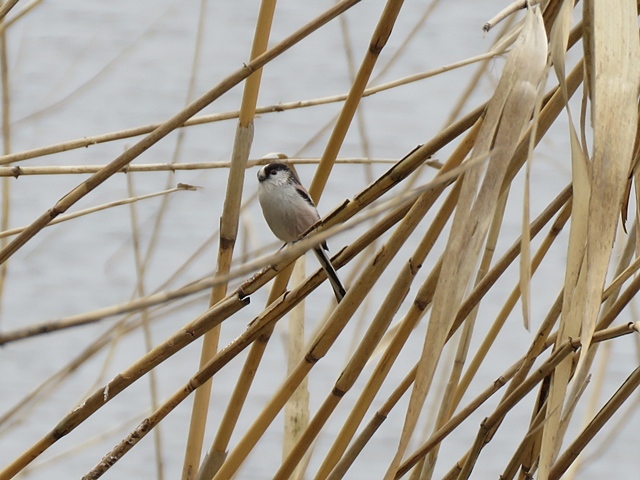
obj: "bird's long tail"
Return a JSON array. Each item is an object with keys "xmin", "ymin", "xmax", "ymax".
[{"xmin": 313, "ymin": 246, "xmax": 347, "ymax": 303}]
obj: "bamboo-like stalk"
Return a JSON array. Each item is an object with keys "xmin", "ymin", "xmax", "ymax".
[
  {"xmin": 326, "ymin": 366, "xmax": 418, "ymax": 480},
  {"xmin": 317, "ymin": 177, "xmax": 569, "ymax": 480},
  {"xmin": 0, "ymin": 158, "xmax": 400, "ymax": 177},
  {"xmin": 451, "ymin": 198, "xmax": 572, "ymax": 410},
  {"xmin": 206, "ymin": 2, "xmax": 447, "ymax": 476},
  {"xmin": 308, "ymin": 0, "xmax": 405, "ymax": 200},
  {"xmin": 0, "ymin": 140, "xmax": 472, "ymax": 348},
  {"xmin": 549, "ymin": 365, "xmax": 640, "ymax": 479},
  {"xmin": 451, "ymin": 324, "xmax": 637, "ymax": 480},
  {"xmin": 314, "ymin": 117, "xmax": 488, "ymax": 480},
  {"xmin": 6, "ymin": 3, "xmax": 640, "ymax": 479},
  {"xmin": 126, "ymin": 174, "xmax": 164, "ymax": 480},
  {"xmin": 0, "ymin": 185, "xmax": 193, "ymax": 240},
  {"xmin": 0, "ymin": 2, "xmax": 9, "ymax": 325},
  {"xmin": 70, "ymin": 133, "xmax": 449, "ymax": 479},
  {"xmin": 444, "ymin": 13, "xmax": 515, "ymax": 126},
  {"xmin": 274, "ymin": 180, "xmax": 463, "ymax": 480},
  {"xmin": 442, "ymin": 267, "xmax": 640, "ymax": 480},
  {"xmin": 0, "ymin": 0, "xmax": 43, "ymax": 35},
  {"xmin": 561, "ymin": 224, "xmax": 638, "ymax": 480},
  {"xmin": 181, "ymin": 0, "xmax": 277, "ymax": 476},
  {"xmin": 213, "ymin": 178, "xmax": 449, "ymax": 478},
  {"xmin": 281, "ymin": 258, "xmax": 310, "ymax": 480},
  {"xmin": 0, "ymin": 295, "xmax": 204, "ymax": 436},
  {"xmin": 0, "ymin": 50, "xmax": 497, "ymax": 168},
  {"xmin": 0, "ymin": 294, "xmax": 248, "ymax": 480},
  {"xmin": 395, "ymin": 359, "xmax": 520, "ymax": 479},
  {"xmin": 0, "ymin": 0, "xmax": 363, "ymax": 267},
  {"xmin": 416, "ymin": 188, "xmax": 511, "ymax": 480},
  {"xmin": 0, "ymin": 0, "xmax": 18, "ymax": 22},
  {"xmin": 139, "ymin": 0, "xmax": 209, "ymax": 288},
  {"xmin": 79, "ymin": 193, "xmax": 431, "ymax": 478},
  {"xmin": 499, "ymin": 403, "xmax": 547, "ymax": 480}
]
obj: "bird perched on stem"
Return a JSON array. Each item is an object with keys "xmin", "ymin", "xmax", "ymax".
[{"xmin": 257, "ymin": 162, "xmax": 346, "ymax": 302}]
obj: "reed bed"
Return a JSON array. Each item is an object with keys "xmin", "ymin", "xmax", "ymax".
[{"xmin": 1, "ymin": 1, "xmax": 639, "ymax": 479}]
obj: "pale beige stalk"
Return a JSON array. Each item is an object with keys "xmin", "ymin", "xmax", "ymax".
[
  {"xmin": 182, "ymin": 1, "xmax": 276, "ymax": 474},
  {"xmin": 384, "ymin": 9, "xmax": 548, "ymax": 478},
  {"xmin": 126, "ymin": 175, "xmax": 164, "ymax": 480},
  {"xmin": 538, "ymin": 2, "xmax": 640, "ymax": 478}
]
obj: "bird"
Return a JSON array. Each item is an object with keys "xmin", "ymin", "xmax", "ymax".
[{"xmin": 257, "ymin": 162, "xmax": 347, "ymax": 302}]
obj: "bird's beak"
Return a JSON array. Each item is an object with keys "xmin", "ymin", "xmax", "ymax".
[{"xmin": 257, "ymin": 169, "xmax": 266, "ymax": 182}]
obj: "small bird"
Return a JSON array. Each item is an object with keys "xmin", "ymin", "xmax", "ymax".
[{"xmin": 257, "ymin": 162, "xmax": 347, "ymax": 302}]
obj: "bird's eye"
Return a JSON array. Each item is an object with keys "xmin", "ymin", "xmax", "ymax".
[{"xmin": 270, "ymin": 170, "xmax": 276, "ymax": 175}]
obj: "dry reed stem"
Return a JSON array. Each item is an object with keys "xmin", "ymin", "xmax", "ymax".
[
  {"xmin": 314, "ymin": 118, "xmax": 485, "ymax": 480},
  {"xmin": 453, "ymin": 324, "xmax": 637, "ymax": 480},
  {"xmin": 16, "ymin": 6, "xmax": 181, "ymax": 127},
  {"xmin": 316, "ymin": 260, "xmax": 441, "ymax": 480},
  {"xmin": 0, "ymin": 184, "xmax": 193, "ymax": 241},
  {"xmin": 0, "ymin": 298, "xmax": 192, "ymax": 432},
  {"xmin": 274, "ymin": 178, "xmax": 464, "ymax": 480},
  {"xmin": 539, "ymin": 3, "xmax": 640, "ymax": 477},
  {"xmin": 10, "ymin": 4, "xmax": 640, "ymax": 478},
  {"xmin": 325, "ymin": 367, "xmax": 416, "ymax": 480},
  {"xmin": 499, "ymin": 397, "xmax": 548, "ymax": 480},
  {"xmin": 282, "ymin": 259, "xmax": 310, "ymax": 476},
  {"xmin": 126, "ymin": 175, "xmax": 165, "ymax": 480},
  {"xmin": 559, "ymin": 223, "xmax": 639, "ymax": 445},
  {"xmin": 0, "ymin": 295, "xmax": 248, "ymax": 480},
  {"xmin": 0, "ymin": 274, "xmax": 212, "ymax": 346},
  {"xmin": 197, "ymin": 148, "xmax": 446, "ymax": 476},
  {"xmin": 0, "ymin": 4, "xmax": 9, "ymax": 325},
  {"xmin": 82, "ymin": 204, "xmax": 418, "ymax": 478},
  {"xmin": 0, "ymin": 0, "xmax": 43, "ymax": 35},
  {"xmin": 561, "ymin": 224, "xmax": 638, "ymax": 479},
  {"xmin": 81, "ymin": 291, "xmax": 303, "ymax": 479},
  {"xmin": 0, "ymin": 143, "xmax": 469, "ymax": 348},
  {"xmin": 0, "ymin": 158, "xmax": 399, "ymax": 177},
  {"xmin": 318, "ymin": 178, "xmax": 569, "ymax": 480},
  {"xmin": 213, "ymin": 164, "xmax": 454, "ymax": 479},
  {"xmin": 0, "ymin": 0, "xmax": 363, "ymax": 267},
  {"xmin": 572, "ymin": 386, "xmax": 640, "ymax": 470},
  {"xmin": 483, "ymin": 0, "xmax": 536, "ymax": 32},
  {"xmin": 0, "ymin": 50, "xmax": 495, "ymax": 168},
  {"xmin": 395, "ymin": 358, "xmax": 522, "ymax": 479},
  {"xmin": 208, "ymin": 2, "xmax": 435, "ymax": 475},
  {"xmin": 444, "ymin": 265, "xmax": 640, "ymax": 479},
  {"xmin": 549, "ymin": 362, "xmax": 640, "ymax": 479},
  {"xmin": 385, "ymin": 11, "xmax": 548, "ymax": 477},
  {"xmin": 0, "ymin": 0, "xmax": 18, "ymax": 22},
  {"xmin": 566, "ymin": 0, "xmax": 640, "ymax": 444},
  {"xmin": 309, "ymin": 0, "xmax": 403, "ymax": 200},
  {"xmin": 199, "ymin": 157, "xmax": 470, "ymax": 474},
  {"xmin": 418, "ymin": 189, "xmax": 511, "ymax": 480},
  {"xmin": 0, "ymin": 294, "xmax": 206, "ymax": 440},
  {"xmin": 138, "ymin": 0, "xmax": 209, "ymax": 295},
  {"xmin": 185, "ymin": 1, "xmax": 277, "ymax": 475},
  {"xmin": 451, "ymin": 197, "xmax": 572, "ymax": 411},
  {"xmin": 2, "ymin": 190, "xmax": 412, "ymax": 468},
  {"xmin": 445, "ymin": 14, "xmax": 515, "ymax": 126}
]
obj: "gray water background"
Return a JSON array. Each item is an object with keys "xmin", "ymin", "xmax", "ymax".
[{"xmin": 0, "ymin": 1, "xmax": 638, "ymax": 478}]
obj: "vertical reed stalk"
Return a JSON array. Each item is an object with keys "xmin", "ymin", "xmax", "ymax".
[
  {"xmin": 282, "ymin": 258, "xmax": 310, "ymax": 479},
  {"xmin": 126, "ymin": 174, "xmax": 164, "ymax": 480},
  {"xmin": 0, "ymin": 2, "xmax": 10, "ymax": 324},
  {"xmin": 181, "ymin": 2, "xmax": 277, "ymax": 477},
  {"xmin": 308, "ymin": 0, "xmax": 405, "ymax": 201}
]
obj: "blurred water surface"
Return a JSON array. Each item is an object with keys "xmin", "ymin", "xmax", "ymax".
[{"xmin": 0, "ymin": 1, "xmax": 638, "ymax": 479}]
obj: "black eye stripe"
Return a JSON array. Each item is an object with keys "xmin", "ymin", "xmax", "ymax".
[{"xmin": 264, "ymin": 162, "xmax": 289, "ymax": 176}]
